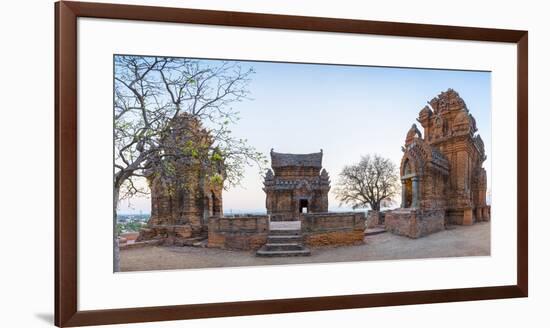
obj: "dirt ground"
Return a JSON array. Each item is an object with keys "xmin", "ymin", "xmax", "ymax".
[{"xmin": 120, "ymin": 222, "xmax": 490, "ymax": 272}]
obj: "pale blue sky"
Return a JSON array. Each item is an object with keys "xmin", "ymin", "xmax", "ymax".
[{"xmin": 118, "ymin": 59, "xmax": 491, "ymax": 215}]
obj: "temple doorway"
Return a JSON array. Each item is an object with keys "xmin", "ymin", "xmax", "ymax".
[{"xmin": 299, "ymin": 199, "xmax": 309, "ymax": 213}]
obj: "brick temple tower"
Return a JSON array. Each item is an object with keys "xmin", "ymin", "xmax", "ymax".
[
  {"xmin": 263, "ymin": 149, "xmax": 330, "ymax": 220},
  {"xmin": 138, "ymin": 113, "xmax": 225, "ymax": 241},
  {"xmin": 386, "ymin": 89, "xmax": 490, "ymax": 238},
  {"xmin": 415, "ymin": 88, "xmax": 490, "ymax": 224}
]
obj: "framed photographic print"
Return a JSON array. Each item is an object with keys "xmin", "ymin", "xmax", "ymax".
[{"xmin": 55, "ymin": 1, "xmax": 528, "ymax": 327}]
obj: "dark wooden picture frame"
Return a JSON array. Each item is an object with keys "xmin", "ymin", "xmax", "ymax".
[{"xmin": 55, "ymin": 1, "xmax": 528, "ymax": 326}]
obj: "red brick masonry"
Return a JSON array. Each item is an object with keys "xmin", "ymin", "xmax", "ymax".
[
  {"xmin": 208, "ymin": 212, "xmax": 366, "ymax": 250},
  {"xmin": 208, "ymin": 216, "xmax": 269, "ymax": 250},
  {"xmin": 301, "ymin": 212, "xmax": 366, "ymax": 247}
]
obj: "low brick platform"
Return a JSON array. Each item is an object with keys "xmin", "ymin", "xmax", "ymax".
[
  {"xmin": 208, "ymin": 216, "xmax": 269, "ymax": 250},
  {"xmin": 301, "ymin": 212, "xmax": 366, "ymax": 247},
  {"xmin": 384, "ymin": 208, "xmax": 445, "ymax": 238}
]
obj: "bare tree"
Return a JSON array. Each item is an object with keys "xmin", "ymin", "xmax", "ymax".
[
  {"xmin": 335, "ymin": 154, "xmax": 399, "ymax": 211},
  {"xmin": 113, "ymin": 56, "xmax": 266, "ymax": 271}
]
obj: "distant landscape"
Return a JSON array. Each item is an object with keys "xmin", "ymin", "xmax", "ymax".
[{"xmin": 116, "ymin": 214, "xmax": 149, "ymax": 234}]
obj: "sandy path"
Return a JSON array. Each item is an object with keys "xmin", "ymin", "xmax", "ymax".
[{"xmin": 120, "ymin": 222, "xmax": 490, "ymax": 272}]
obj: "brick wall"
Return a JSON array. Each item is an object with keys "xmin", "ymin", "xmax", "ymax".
[
  {"xmin": 208, "ymin": 216, "xmax": 269, "ymax": 250},
  {"xmin": 366, "ymin": 210, "xmax": 380, "ymax": 228},
  {"xmin": 385, "ymin": 208, "xmax": 445, "ymax": 238},
  {"xmin": 301, "ymin": 212, "xmax": 365, "ymax": 246},
  {"xmin": 136, "ymin": 224, "xmax": 194, "ymax": 243}
]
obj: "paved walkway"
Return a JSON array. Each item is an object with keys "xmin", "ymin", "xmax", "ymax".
[{"xmin": 120, "ymin": 222, "xmax": 490, "ymax": 272}]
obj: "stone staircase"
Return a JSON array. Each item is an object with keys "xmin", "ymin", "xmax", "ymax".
[
  {"xmin": 256, "ymin": 228, "xmax": 311, "ymax": 257},
  {"xmin": 364, "ymin": 225, "xmax": 387, "ymax": 236}
]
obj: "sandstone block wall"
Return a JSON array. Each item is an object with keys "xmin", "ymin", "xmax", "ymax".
[
  {"xmin": 208, "ymin": 216, "xmax": 269, "ymax": 250},
  {"xmin": 301, "ymin": 212, "xmax": 365, "ymax": 246},
  {"xmin": 385, "ymin": 209, "xmax": 445, "ymax": 239}
]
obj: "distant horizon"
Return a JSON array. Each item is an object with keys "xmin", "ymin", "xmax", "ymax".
[
  {"xmin": 117, "ymin": 57, "xmax": 491, "ymax": 215},
  {"xmin": 117, "ymin": 207, "xmax": 379, "ymax": 216},
  {"xmin": 117, "ymin": 195, "xmax": 492, "ymax": 215}
]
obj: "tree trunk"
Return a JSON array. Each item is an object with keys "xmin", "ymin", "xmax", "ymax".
[{"xmin": 113, "ymin": 186, "xmax": 120, "ymax": 272}]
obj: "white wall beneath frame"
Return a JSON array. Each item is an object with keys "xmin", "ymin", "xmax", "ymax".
[{"xmin": 0, "ymin": 0, "xmax": 546, "ymax": 327}]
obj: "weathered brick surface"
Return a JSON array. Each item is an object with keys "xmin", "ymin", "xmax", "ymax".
[
  {"xmin": 385, "ymin": 210, "xmax": 414, "ymax": 236},
  {"xmin": 385, "ymin": 209, "xmax": 444, "ymax": 239},
  {"xmin": 208, "ymin": 216, "xmax": 269, "ymax": 250},
  {"xmin": 462, "ymin": 208, "xmax": 474, "ymax": 225},
  {"xmin": 301, "ymin": 212, "xmax": 365, "ymax": 246},
  {"xmin": 366, "ymin": 211, "xmax": 381, "ymax": 228},
  {"xmin": 136, "ymin": 224, "xmax": 194, "ymax": 242},
  {"xmin": 305, "ymin": 230, "xmax": 364, "ymax": 246},
  {"xmin": 206, "ymin": 233, "xmax": 226, "ymax": 249}
]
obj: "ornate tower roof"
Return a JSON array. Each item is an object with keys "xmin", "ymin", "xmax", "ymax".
[
  {"xmin": 428, "ymin": 88, "xmax": 467, "ymax": 114},
  {"xmin": 270, "ymin": 149, "xmax": 323, "ymax": 169}
]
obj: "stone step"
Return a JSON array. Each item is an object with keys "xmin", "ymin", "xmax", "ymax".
[
  {"xmin": 256, "ymin": 248, "xmax": 311, "ymax": 257},
  {"xmin": 270, "ymin": 216, "xmax": 300, "ymax": 222},
  {"xmin": 257, "ymin": 227, "xmax": 310, "ymax": 257},
  {"xmin": 364, "ymin": 226, "xmax": 387, "ymax": 236},
  {"xmin": 263, "ymin": 243, "xmax": 305, "ymax": 251},
  {"xmin": 269, "ymin": 221, "xmax": 301, "ymax": 231},
  {"xmin": 268, "ymin": 229, "xmax": 302, "ymax": 236},
  {"xmin": 267, "ymin": 235, "xmax": 303, "ymax": 243}
]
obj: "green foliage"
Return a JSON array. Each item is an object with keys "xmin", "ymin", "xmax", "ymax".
[
  {"xmin": 209, "ymin": 173, "xmax": 224, "ymax": 187},
  {"xmin": 211, "ymin": 151, "xmax": 223, "ymax": 162},
  {"xmin": 114, "ymin": 56, "xmax": 266, "ymax": 202},
  {"xmin": 116, "ymin": 221, "xmax": 146, "ymax": 235}
]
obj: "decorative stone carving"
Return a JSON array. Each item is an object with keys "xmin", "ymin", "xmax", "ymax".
[{"xmin": 405, "ymin": 123, "xmax": 422, "ymax": 146}]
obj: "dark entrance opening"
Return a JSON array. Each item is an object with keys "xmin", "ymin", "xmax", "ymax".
[
  {"xmin": 299, "ymin": 199, "xmax": 309, "ymax": 213},
  {"xmin": 404, "ymin": 178, "xmax": 413, "ymax": 208}
]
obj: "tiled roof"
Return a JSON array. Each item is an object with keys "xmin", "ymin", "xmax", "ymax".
[{"xmin": 270, "ymin": 150, "xmax": 323, "ymax": 168}]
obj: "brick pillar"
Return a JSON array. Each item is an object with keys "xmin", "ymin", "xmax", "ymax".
[
  {"xmin": 401, "ymin": 179, "xmax": 407, "ymax": 208},
  {"xmin": 412, "ymin": 176, "xmax": 419, "ymax": 208},
  {"xmin": 476, "ymin": 208, "xmax": 482, "ymax": 222},
  {"xmin": 482, "ymin": 207, "xmax": 490, "ymax": 221},
  {"xmin": 463, "ymin": 208, "xmax": 473, "ymax": 225}
]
